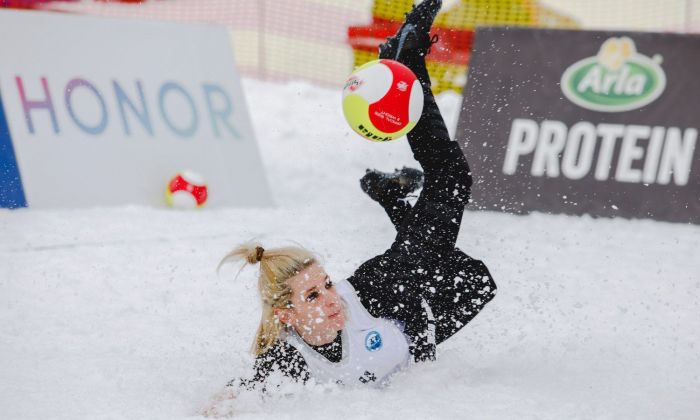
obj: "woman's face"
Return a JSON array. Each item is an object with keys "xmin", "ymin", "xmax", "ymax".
[{"xmin": 277, "ymin": 263, "xmax": 346, "ymax": 346}]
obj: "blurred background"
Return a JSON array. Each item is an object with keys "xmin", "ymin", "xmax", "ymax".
[
  {"xmin": 3, "ymin": 0, "xmax": 699, "ymax": 88},
  {"xmin": 1, "ymin": 3, "xmax": 699, "ymax": 419}
]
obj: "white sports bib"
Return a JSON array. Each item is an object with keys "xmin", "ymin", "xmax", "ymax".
[{"xmin": 283, "ymin": 279, "xmax": 411, "ymax": 387}]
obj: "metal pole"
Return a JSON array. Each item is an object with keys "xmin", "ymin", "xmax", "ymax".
[{"xmin": 258, "ymin": 0, "xmax": 267, "ymax": 80}]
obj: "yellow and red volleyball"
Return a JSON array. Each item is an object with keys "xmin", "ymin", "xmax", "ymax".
[
  {"xmin": 342, "ymin": 59, "xmax": 424, "ymax": 142},
  {"xmin": 165, "ymin": 171, "xmax": 208, "ymax": 209}
]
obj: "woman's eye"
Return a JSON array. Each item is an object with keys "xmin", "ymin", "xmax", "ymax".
[{"xmin": 306, "ymin": 291, "xmax": 319, "ymax": 302}]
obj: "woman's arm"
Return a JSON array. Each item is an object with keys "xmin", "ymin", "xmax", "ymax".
[
  {"xmin": 201, "ymin": 341, "xmax": 310, "ymax": 415},
  {"xmin": 200, "ymin": 387, "xmax": 238, "ymax": 417},
  {"xmin": 228, "ymin": 341, "xmax": 310, "ymax": 392}
]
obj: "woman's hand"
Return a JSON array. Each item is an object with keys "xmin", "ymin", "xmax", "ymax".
[{"xmin": 199, "ymin": 387, "xmax": 237, "ymax": 417}]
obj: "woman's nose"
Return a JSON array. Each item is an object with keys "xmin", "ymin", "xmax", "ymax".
[{"xmin": 324, "ymin": 295, "xmax": 338, "ymax": 310}]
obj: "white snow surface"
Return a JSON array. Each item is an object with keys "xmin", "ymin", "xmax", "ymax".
[{"xmin": 1, "ymin": 79, "xmax": 699, "ymax": 420}]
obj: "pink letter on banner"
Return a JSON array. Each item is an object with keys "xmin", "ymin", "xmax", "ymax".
[{"xmin": 15, "ymin": 76, "xmax": 59, "ymax": 134}]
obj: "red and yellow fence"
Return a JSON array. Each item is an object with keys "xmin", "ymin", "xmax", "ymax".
[{"xmin": 348, "ymin": 0, "xmax": 578, "ymax": 94}]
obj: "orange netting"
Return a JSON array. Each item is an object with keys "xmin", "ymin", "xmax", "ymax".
[{"xmin": 2, "ymin": 0, "xmax": 697, "ymax": 91}]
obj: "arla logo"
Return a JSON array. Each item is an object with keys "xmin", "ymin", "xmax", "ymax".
[{"xmin": 561, "ymin": 37, "xmax": 666, "ymax": 112}]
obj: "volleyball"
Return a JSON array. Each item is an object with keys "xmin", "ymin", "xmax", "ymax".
[
  {"xmin": 342, "ymin": 59, "xmax": 424, "ymax": 142},
  {"xmin": 165, "ymin": 170, "xmax": 208, "ymax": 209}
]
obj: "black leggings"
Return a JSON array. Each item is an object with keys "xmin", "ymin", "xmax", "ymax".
[
  {"xmin": 348, "ymin": 55, "xmax": 495, "ymax": 360},
  {"xmin": 386, "ymin": 79, "xmax": 483, "ymax": 341},
  {"xmin": 389, "ymin": 85, "xmax": 471, "ymax": 258}
]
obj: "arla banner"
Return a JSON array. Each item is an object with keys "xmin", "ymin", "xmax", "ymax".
[
  {"xmin": 457, "ymin": 27, "xmax": 699, "ymax": 224},
  {"xmin": 0, "ymin": 10, "xmax": 272, "ymax": 208}
]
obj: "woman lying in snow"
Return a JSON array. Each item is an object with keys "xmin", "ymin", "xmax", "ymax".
[{"xmin": 207, "ymin": 0, "xmax": 496, "ymax": 409}]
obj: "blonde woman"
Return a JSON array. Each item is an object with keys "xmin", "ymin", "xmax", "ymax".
[{"xmin": 221, "ymin": 0, "xmax": 495, "ymax": 392}]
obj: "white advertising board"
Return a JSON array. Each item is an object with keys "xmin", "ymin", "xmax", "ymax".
[{"xmin": 0, "ymin": 9, "xmax": 272, "ymax": 208}]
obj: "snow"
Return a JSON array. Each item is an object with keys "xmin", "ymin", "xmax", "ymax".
[{"xmin": 1, "ymin": 78, "xmax": 699, "ymax": 419}]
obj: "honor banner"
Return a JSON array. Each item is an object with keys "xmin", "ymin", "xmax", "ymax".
[
  {"xmin": 0, "ymin": 10, "xmax": 272, "ymax": 209},
  {"xmin": 457, "ymin": 27, "xmax": 700, "ymax": 224}
]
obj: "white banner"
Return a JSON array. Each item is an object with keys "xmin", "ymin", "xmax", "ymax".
[{"xmin": 0, "ymin": 9, "xmax": 272, "ymax": 208}]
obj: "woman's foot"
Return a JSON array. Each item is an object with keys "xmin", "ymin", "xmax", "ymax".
[
  {"xmin": 378, "ymin": 0, "xmax": 442, "ymax": 62},
  {"xmin": 360, "ymin": 167, "xmax": 424, "ymax": 204}
]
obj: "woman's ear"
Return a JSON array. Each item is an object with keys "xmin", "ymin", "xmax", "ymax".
[{"xmin": 275, "ymin": 308, "xmax": 292, "ymax": 325}]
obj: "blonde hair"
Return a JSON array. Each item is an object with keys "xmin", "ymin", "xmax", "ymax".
[{"xmin": 219, "ymin": 241, "xmax": 317, "ymax": 355}]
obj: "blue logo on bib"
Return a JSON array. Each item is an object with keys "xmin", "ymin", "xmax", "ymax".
[{"xmin": 365, "ymin": 331, "xmax": 382, "ymax": 352}]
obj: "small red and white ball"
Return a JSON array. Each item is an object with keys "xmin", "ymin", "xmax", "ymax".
[
  {"xmin": 342, "ymin": 59, "xmax": 424, "ymax": 142},
  {"xmin": 165, "ymin": 171, "xmax": 208, "ymax": 209}
]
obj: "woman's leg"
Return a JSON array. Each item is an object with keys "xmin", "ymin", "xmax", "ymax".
[
  {"xmin": 369, "ymin": 189, "xmax": 414, "ymax": 229},
  {"xmin": 379, "ymin": 6, "xmax": 472, "ymax": 260},
  {"xmin": 349, "ymin": 0, "xmax": 495, "ymax": 360},
  {"xmin": 380, "ymin": 0, "xmax": 497, "ymax": 345},
  {"xmin": 359, "ymin": 167, "xmax": 423, "ymax": 229}
]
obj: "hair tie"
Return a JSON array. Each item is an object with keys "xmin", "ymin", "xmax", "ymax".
[{"xmin": 255, "ymin": 246, "xmax": 265, "ymax": 262}]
